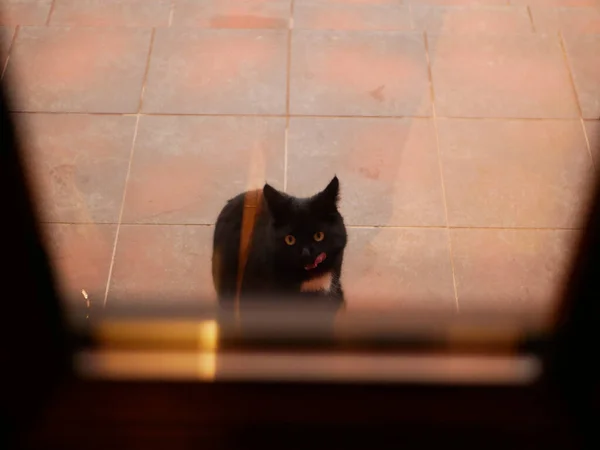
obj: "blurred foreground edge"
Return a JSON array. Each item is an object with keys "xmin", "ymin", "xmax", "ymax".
[{"xmin": 2, "ymin": 66, "xmax": 598, "ymax": 450}]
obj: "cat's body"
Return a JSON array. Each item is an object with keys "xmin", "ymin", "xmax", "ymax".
[{"xmin": 212, "ymin": 177, "xmax": 347, "ymax": 311}]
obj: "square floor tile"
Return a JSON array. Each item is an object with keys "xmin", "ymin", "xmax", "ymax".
[
  {"xmin": 585, "ymin": 120, "xmax": 600, "ymax": 164},
  {"xmin": 428, "ymin": 33, "xmax": 579, "ymax": 118},
  {"xmin": 294, "ymin": 3, "xmax": 412, "ymax": 31},
  {"xmin": 43, "ymin": 223, "xmax": 116, "ymax": 309},
  {"xmin": 343, "ymin": 227, "xmax": 456, "ymax": 311},
  {"xmin": 142, "ymin": 29, "xmax": 287, "ymax": 114},
  {"xmin": 108, "ymin": 225, "xmax": 215, "ymax": 306},
  {"xmin": 0, "ymin": 0, "xmax": 51, "ymax": 26},
  {"xmin": 412, "ymin": 6, "xmax": 533, "ymax": 33},
  {"xmin": 290, "ymin": 31, "xmax": 431, "ymax": 116},
  {"xmin": 564, "ymin": 34, "xmax": 600, "ymax": 119},
  {"xmin": 511, "ymin": 0, "xmax": 600, "ymax": 5},
  {"xmin": 450, "ymin": 229, "xmax": 578, "ymax": 317},
  {"xmin": 531, "ymin": 7, "xmax": 600, "ymax": 34},
  {"xmin": 5, "ymin": 27, "xmax": 152, "ymax": 112},
  {"xmin": 18, "ymin": 114, "xmax": 136, "ymax": 223},
  {"xmin": 122, "ymin": 115, "xmax": 285, "ymax": 224},
  {"xmin": 49, "ymin": 0, "xmax": 171, "ymax": 27},
  {"xmin": 437, "ymin": 119, "xmax": 594, "ymax": 228},
  {"xmin": 407, "ymin": 0, "xmax": 508, "ymax": 4},
  {"xmin": 172, "ymin": 0, "xmax": 291, "ymax": 28},
  {"xmin": 287, "ymin": 118, "xmax": 446, "ymax": 226},
  {"xmin": 319, "ymin": 1, "xmax": 406, "ymax": 4}
]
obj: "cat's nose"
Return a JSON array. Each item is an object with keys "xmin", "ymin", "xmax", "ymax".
[{"xmin": 301, "ymin": 247, "xmax": 310, "ymax": 257}]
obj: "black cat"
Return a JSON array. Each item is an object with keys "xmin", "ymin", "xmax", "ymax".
[{"xmin": 212, "ymin": 176, "xmax": 347, "ymax": 311}]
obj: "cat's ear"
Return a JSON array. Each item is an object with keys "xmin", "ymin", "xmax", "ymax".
[
  {"xmin": 263, "ymin": 183, "xmax": 289, "ymax": 221},
  {"xmin": 313, "ymin": 176, "xmax": 340, "ymax": 212}
]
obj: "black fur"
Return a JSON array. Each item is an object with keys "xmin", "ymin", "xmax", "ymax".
[{"xmin": 212, "ymin": 177, "xmax": 347, "ymax": 310}]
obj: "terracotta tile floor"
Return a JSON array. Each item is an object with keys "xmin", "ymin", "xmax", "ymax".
[{"xmin": 1, "ymin": 0, "xmax": 598, "ymax": 322}]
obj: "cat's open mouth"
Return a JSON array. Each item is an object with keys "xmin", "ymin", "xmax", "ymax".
[{"xmin": 305, "ymin": 252, "xmax": 327, "ymax": 271}]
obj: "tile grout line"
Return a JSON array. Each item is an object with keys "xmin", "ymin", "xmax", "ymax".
[
  {"xmin": 558, "ymin": 31, "xmax": 584, "ymax": 118},
  {"xmin": 283, "ymin": 0, "xmax": 295, "ymax": 192},
  {"xmin": 103, "ymin": 29, "xmax": 156, "ymax": 307},
  {"xmin": 557, "ymin": 31, "xmax": 595, "ymax": 166},
  {"xmin": 347, "ymin": 225, "xmax": 583, "ymax": 231},
  {"xmin": 580, "ymin": 118, "xmax": 596, "ymax": 169},
  {"xmin": 102, "ymin": 115, "xmax": 141, "ymax": 307},
  {"xmin": 137, "ymin": 28, "xmax": 156, "ymax": 113},
  {"xmin": 40, "ymin": 221, "xmax": 584, "ymax": 231},
  {"xmin": 527, "ymin": 6, "xmax": 536, "ymax": 33},
  {"xmin": 424, "ymin": 31, "xmax": 460, "ymax": 313},
  {"xmin": 46, "ymin": 0, "xmax": 57, "ymax": 26},
  {"xmin": 415, "ymin": 116, "xmax": 581, "ymax": 121},
  {"xmin": 1, "ymin": 26, "xmax": 19, "ymax": 80},
  {"xmin": 168, "ymin": 0, "xmax": 175, "ymax": 27},
  {"xmin": 8, "ymin": 110, "xmax": 587, "ymax": 121}
]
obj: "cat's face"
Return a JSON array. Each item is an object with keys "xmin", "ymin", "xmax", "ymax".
[{"xmin": 263, "ymin": 177, "xmax": 347, "ymax": 278}]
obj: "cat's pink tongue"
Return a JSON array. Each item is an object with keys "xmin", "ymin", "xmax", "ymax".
[{"xmin": 305, "ymin": 252, "xmax": 327, "ymax": 270}]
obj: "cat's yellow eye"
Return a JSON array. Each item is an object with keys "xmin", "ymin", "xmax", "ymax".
[
  {"xmin": 285, "ymin": 235, "xmax": 296, "ymax": 246},
  {"xmin": 314, "ymin": 231, "xmax": 325, "ymax": 242}
]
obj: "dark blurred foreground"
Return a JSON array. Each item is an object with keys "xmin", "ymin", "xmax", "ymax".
[{"xmin": 2, "ymin": 45, "xmax": 599, "ymax": 450}]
